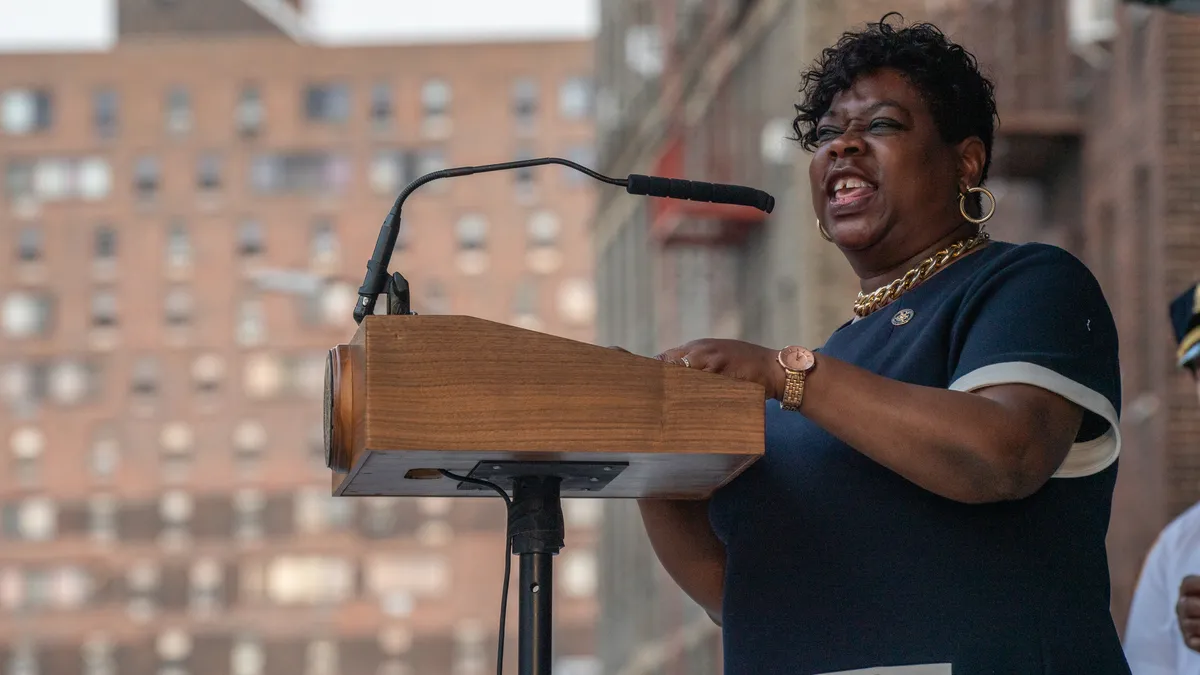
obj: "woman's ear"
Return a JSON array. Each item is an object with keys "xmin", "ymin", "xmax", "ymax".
[{"xmin": 955, "ymin": 136, "xmax": 987, "ymax": 191}]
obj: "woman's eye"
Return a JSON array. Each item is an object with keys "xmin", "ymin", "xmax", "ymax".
[
  {"xmin": 816, "ymin": 127, "xmax": 841, "ymax": 141},
  {"xmin": 869, "ymin": 119, "xmax": 900, "ymax": 132}
]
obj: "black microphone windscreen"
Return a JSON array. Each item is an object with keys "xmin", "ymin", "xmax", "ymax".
[{"xmin": 626, "ymin": 174, "xmax": 774, "ymax": 213}]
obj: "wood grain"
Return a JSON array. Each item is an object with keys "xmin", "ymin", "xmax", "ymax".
[{"xmin": 329, "ymin": 315, "xmax": 764, "ymax": 499}]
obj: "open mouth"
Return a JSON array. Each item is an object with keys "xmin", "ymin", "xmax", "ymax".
[{"xmin": 829, "ymin": 176, "xmax": 877, "ymax": 207}]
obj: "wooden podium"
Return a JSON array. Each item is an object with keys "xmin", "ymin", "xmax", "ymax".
[
  {"xmin": 323, "ymin": 315, "xmax": 764, "ymax": 675},
  {"xmin": 324, "ymin": 315, "xmax": 765, "ymax": 499}
]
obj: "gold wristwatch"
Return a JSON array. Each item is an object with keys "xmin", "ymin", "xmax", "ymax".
[{"xmin": 777, "ymin": 345, "xmax": 816, "ymax": 412}]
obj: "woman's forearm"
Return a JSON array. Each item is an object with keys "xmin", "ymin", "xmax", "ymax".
[
  {"xmin": 776, "ymin": 354, "xmax": 1082, "ymax": 504},
  {"xmin": 637, "ymin": 498, "xmax": 725, "ymax": 619}
]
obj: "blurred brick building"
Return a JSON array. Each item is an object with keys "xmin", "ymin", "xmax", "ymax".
[
  {"xmin": 592, "ymin": 0, "xmax": 1200, "ymax": 671},
  {"xmin": 0, "ymin": 2, "xmax": 601, "ymax": 674}
]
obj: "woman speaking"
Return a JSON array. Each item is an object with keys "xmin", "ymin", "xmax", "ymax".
[{"xmin": 640, "ymin": 14, "xmax": 1128, "ymax": 674}]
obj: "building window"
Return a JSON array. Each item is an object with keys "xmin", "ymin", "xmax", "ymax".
[
  {"xmin": 6, "ymin": 641, "xmax": 38, "ymax": 675},
  {"xmin": 455, "ymin": 214, "xmax": 488, "ymax": 251},
  {"xmin": 191, "ymin": 353, "xmax": 224, "ymax": 394},
  {"xmin": 370, "ymin": 82, "xmax": 393, "ymax": 128},
  {"xmin": 126, "ymin": 560, "xmax": 160, "ymax": 621},
  {"xmin": 421, "ymin": 78, "xmax": 451, "ymax": 119},
  {"xmin": 197, "ymin": 153, "xmax": 222, "ymax": 191},
  {"xmin": 237, "ymin": 298, "xmax": 267, "ymax": 347},
  {"xmin": 13, "ymin": 498, "xmax": 56, "ymax": 542},
  {"xmin": 559, "ymin": 76, "xmax": 593, "ymax": 119},
  {"xmin": 304, "ymin": 83, "xmax": 349, "ymax": 123},
  {"xmin": 166, "ymin": 220, "xmax": 192, "ymax": 269},
  {"xmin": 295, "ymin": 487, "xmax": 354, "ymax": 535},
  {"xmin": 243, "ymin": 353, "xmax": 283, "ymax": 399},
  {"xmin": 134, "ymin": 156, "xmax": 160, "ymax": 200},
  {"xmin": 78, "ymin": 158, "xmax": 112, "ymax": 200},
  {"xmin": 94, "ymin": 225, "xmax": 117, "ymax": 261},
  {"xmin": 266, "ymin": 557, "xmax": 354, "ymax": 605},
  {"xmin": 526, "ymin": 211, "xmax": 562, "ymax": 274},
  {"xmin": 306, "ymin": 639, "xmax": 338, "ymax": 675},
  {"xmin": 514, "ymin": 145, "xmax": 536, "ymax": 197},
  {"xmin": 48, "ymin": 360, "xmax": 89, "ymax": 406},
  {"xmin": 189, "ymin": 558, "xmax": 223, "ymax": 613},
  {"xmin": 307, "ymin": 281, "xmax": 355, "ymax": 328},
  {"xmin": 89, "ymin": 429, "xmax": 120, "ymax": 482},
  {"xmin": 237, "ymin": 85, "xmax": 264, "ymax": 136},
  {"xmin": 527, "ymin": 211, "xmax": 560, "ymax": 248},
  {"xmin": 251, "ymin": 152, "xmax": 349, "ymax": 195},
  {"xmin": 562, "ymin": 145, "xmax": 595, "ymax": 184},
  {"xmin": 16, "ymin": 226, "xmax": 41, "ymax": 262},
  {"xmin": 233, "ymin": 420, "xmax": 266, "ymax": 475},
  {"xmin": 159, "ymin": 491, "xmax": 194, "ymax": 548},
  {"xmin": 164, "ymin": 286, "xmax": 193, "ymax": 326},
  {"xmin": 1, "ymin": 291, "xmax": 53, "ymax": 339},
  {"xmin": 93, "ymin": 88, "xmax": 118, "ymax": 138},
  {"xmin": 156, "ymin": 629, "xmax": 192, "ymax": 671},
  {"xmin": 416, "ymin": 147, "xmax": 447, "ymax": 179},
  {"xmin": 91, "ymin": 290, "xmax": 117, "ymax": 328},
  {"xmin": 82, "ymin": 636, "xmax": 115, "ymax": 675},
  {"xmin": 231, "ymin": 637, "xmax": 265, "ymax": 675},
  {"xmin": 512, "ymin": 77, "xmax": 539, "ymax": 128},
  {"xmin": 131, "ymin": 356, "xmax": 159, "ymax": 397},
  {"xmin": 238, "ymin": 218, "xmax": 265, "ymax": 257},
  {"xmin": 6, "ymin": 160, "xmax": 34, "ymax": 199},
  {"xmin": 559, "ymin": 549, "xmax": 597, "ymax": 597},
  {"xmin": 34, "ymin": 159, "xmax": 69, "ymax": 200},
  {"xmin": 9, "ymin": 427, "xmax": 44, "ymax": 487},
  {"xmin": 159, "ymin": 422, "xmax": 194, "ymax": 481},
  {"xmin": 233, "ymin": 490, "xmax": 265, "ymax": 541},
  {"xmin": 1, "ymin": 89, "xmax": 53, "ymax": 135},
  {"xmin": 165, "ymin": 86, "xmax": 192, "ymax": 135},
  {"xmin": 370, "ymin": 150, "xmax": 410, "ymax": 195},
  {"xmin": 512, "ymin": 278, "xmax": 540, "ymax": 330},
  {"xmin": 310, "ymin": 218, "xmax": 339, "ymax": 266},
  {"xmin": 88, "ymin": 494, "xmax": 118, "ymax": 543}
]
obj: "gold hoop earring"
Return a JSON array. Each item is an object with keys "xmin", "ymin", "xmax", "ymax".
[
  {"xmin": 817, "ymin": 219, "xmax": 834, "ymax": 242},
  {"xmin": 958, "ymin": 186, "xmax": 996, "ymax": 226}
]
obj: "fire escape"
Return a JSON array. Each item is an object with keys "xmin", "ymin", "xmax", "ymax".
[{"xmin": 647, "ymin": 0, "xmax": 777, "ymax": 348}]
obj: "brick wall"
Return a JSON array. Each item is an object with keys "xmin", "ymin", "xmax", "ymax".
[{"xmin": 1080, "ymin": 6, "xmax": 1200, "ymax": 630}]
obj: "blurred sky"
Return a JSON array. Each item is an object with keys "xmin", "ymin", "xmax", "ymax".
[{"xmin": 0, "ymin": 0, "xmax": 598, "ymax": 52}]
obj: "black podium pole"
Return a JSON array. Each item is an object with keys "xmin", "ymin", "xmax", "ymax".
[
  {"xmin": 508, "ymin": 476, "xmax": 563, "ymax": 675},
  {"xmin": 443, "ymin": 461, "xmax": 625, "ymax": 675}
]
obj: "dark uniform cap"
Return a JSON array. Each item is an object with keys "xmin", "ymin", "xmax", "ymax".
[{"xmin": 1170, "ymin": 282, "xmax": 1200, "ymax": 368}]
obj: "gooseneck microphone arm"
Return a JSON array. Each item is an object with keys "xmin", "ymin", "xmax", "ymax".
[{"xmin": 352, "ymin": 157, "xmax": 775, "ymax": 324}]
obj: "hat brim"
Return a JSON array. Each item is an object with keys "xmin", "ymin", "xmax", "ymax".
[{"xmin": 1179, "ymin": 327, "xmax": 1200, "ymax": 369}]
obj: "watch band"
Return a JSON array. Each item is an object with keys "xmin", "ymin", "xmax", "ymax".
[{"xmin": 780, "ymin": 368, "xmax": 807, "ymax": 412}]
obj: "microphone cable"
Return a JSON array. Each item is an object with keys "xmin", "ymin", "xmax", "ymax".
[{"xmin": 438, "ymin": 470, "xmax": 512, "ymax": 675}]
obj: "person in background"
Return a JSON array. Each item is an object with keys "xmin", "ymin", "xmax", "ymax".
[{"xmin": 1123, "ymin": 283, "xmax": 1200, "ymax": 675}]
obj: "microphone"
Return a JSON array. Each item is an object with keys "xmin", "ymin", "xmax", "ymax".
[
  {"xmin": 625, "ymin": 174, "xmax": 775, "ymax": 213},
  {"xmin": 353, "ymin": 157, "xmax": 776, "ymax": 324}
]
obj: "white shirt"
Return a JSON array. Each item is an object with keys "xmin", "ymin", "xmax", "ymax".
[{"xmin": 1125, "ymin": 501, "xmax": 1200, "ymax": 675}]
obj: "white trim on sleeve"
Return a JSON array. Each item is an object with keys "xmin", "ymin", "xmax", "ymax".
[{"xmin": 948, "ymin": 361, "xmax": 1121, "ymax": 478}]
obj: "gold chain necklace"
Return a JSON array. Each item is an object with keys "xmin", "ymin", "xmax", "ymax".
[{"xmin": 853, "ymin": 231, "xmax": 990, "ymax": 318}]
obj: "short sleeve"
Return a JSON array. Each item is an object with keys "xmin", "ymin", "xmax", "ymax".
[{"xmin": 946, "ymin": 244, "xmax": 1121, "ymax": 478}]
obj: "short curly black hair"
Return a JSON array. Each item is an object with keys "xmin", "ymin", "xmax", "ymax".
[{"xmin": 793, "ymin": 13, "xmax": 998, "ymax": 185}]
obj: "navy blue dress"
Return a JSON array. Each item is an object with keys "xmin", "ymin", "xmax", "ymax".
[{"xmin": 710, "ymin": 242, "xmax": 1128, "ymax": 674}]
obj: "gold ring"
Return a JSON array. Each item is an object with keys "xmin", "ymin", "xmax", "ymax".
[{"xmin": 681, "ymin": 356, "xmax": 691, "ymax": 368}]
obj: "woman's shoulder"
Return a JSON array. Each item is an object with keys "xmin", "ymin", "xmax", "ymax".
[
  {"xmin": 974, "ymin": 237, "xmax": 1099, "ymax": 277},
  {"xmin": 965, "ymin": 240, "xmax": 1106, "ymax": 298}
]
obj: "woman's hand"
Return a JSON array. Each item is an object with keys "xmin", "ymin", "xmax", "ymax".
[
  {"xmin": 1179, "ymin": 575, "xmax": 1200, "ymax": 652},
  {"xmin": 656, "ymin": 339, "xmax": 784, "ymax": 400}
]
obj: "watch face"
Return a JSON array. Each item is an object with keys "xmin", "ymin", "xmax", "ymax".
[{"xmin": 778, "ymin": 345, "xmax": 815, "ymax": 372}]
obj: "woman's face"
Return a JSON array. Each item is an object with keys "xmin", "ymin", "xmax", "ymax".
[{"xmin": 807, "ymin": 68, "xmax": 978, "ymax": 257}]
